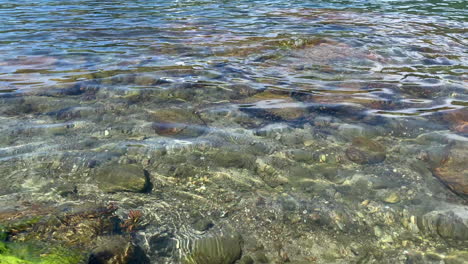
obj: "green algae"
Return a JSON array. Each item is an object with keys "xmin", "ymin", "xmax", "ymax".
[
  {"xmin": 0, "ymin": 241, "xmax": 84, "ymax": 264},
  {"xmin": 0, "ymin": 204, "xmax": 125, "ymax": 264},
  {"xmin": 0, "ymin": 230, "xmax": 6, "ymax": 242},
  {"xmin": 2, "ymin": 217, "xmax": 42, "ymax": 234}
]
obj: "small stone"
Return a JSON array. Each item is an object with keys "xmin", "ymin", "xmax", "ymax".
[
  {"xmin": 383, "ymin": 192, "xmax": 400, "ymax": 204},
  {"xmin": 319, "ymin": 154, "xmax": 327, "ymax": 163},
  {"xmin": 95, "ymin": 163, "xmax": 150, "ymax": 193}
]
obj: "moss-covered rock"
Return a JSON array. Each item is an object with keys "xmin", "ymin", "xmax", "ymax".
[
  {"xmin": 0, "ymin": 241, "xmax": 84, "ymax": 264},
  {"xmin": 2, "ymin": 203, "xmax": 120, "ymax": 249},
  {"xmin": 0, "ymin": 203, "xmax": 150, "ymax": 264},
  {"xmin": 0, "ymin": 215, "xmax": 43, "ymax": 242}
]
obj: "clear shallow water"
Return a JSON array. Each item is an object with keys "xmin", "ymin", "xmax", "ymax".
[{"xmin": 0, "ymin": 1, "xmax": 467, "ymax": 263}]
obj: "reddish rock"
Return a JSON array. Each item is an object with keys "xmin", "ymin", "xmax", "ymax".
[
  {"xmin": 433, "ymin": 146, "xmax": 468, "ymax": 197},
  {"xmin": 442, "ymin": 108, "xmax": 468, "ymax": 134}
]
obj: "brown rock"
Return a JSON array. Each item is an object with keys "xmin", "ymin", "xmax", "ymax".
[
  {"xmin": 433, "ymin": 146, "xmax": 468, "ymax": 196},
  {"xmin": 442, "ymin": 108, "xmax": 468, "ymax": 134}
]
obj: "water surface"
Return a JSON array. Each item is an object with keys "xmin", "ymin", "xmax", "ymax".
[{"xmin": 0, "ymin": 0, "xmax": 467, "ymax": 263}]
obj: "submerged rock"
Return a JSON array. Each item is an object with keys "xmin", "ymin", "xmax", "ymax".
[
  {"xmin": 345, "ymin": 137, "xmax": 386, "ymax": 165},
  {"xmin": 256, "ymin": 158, "xmax": 289, "ymax": 187},
  {"xmin": 441, "ymin": 108, "xmax": 468, "ymax": 134},
  {"xmin": 418, "ymin": 206, "xmax": 468, "ymax": 240},
  {"xmin": 337, "ymin": 123, "xmax": 381, "ymax": 140},
  {"xmin": 208, "ymin": 149, "xmax": 255, "ymax": 169},
  {"xmin": 95, "ymin": 164, "xmax": 150, "ymax": 193},
  {"xmin": 226, "ymin": 84, "xmax": 259, "ymax": 100},
  {"xmin": 179, "ymin": 232, "xmax": 242, "ymax": 264},
  {"xmin": 238, "ymin": 91, "xmax": 308, "ymax": 122},
  {"xmin": 88, "ymin": 236, "xmax": 150, "ymax": 264},
  {"xmin": 192, "ymin": 218, "xmax": 214, "ymax": 232},
  {"xmin": 433, "ymin": 145, "xmax": 468, "ymax": 197},
  {"xmin": 290, "ymin": 41, "xmax": 381, "ymax": 65},
  {"xmin": 150, "ymin": 108, "xmax": 207, "ymax": 138}
]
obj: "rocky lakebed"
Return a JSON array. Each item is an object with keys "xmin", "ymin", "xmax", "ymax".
[{"xmin": 0, "ymin": 1, "xmax": 467, "ymax": 263}]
